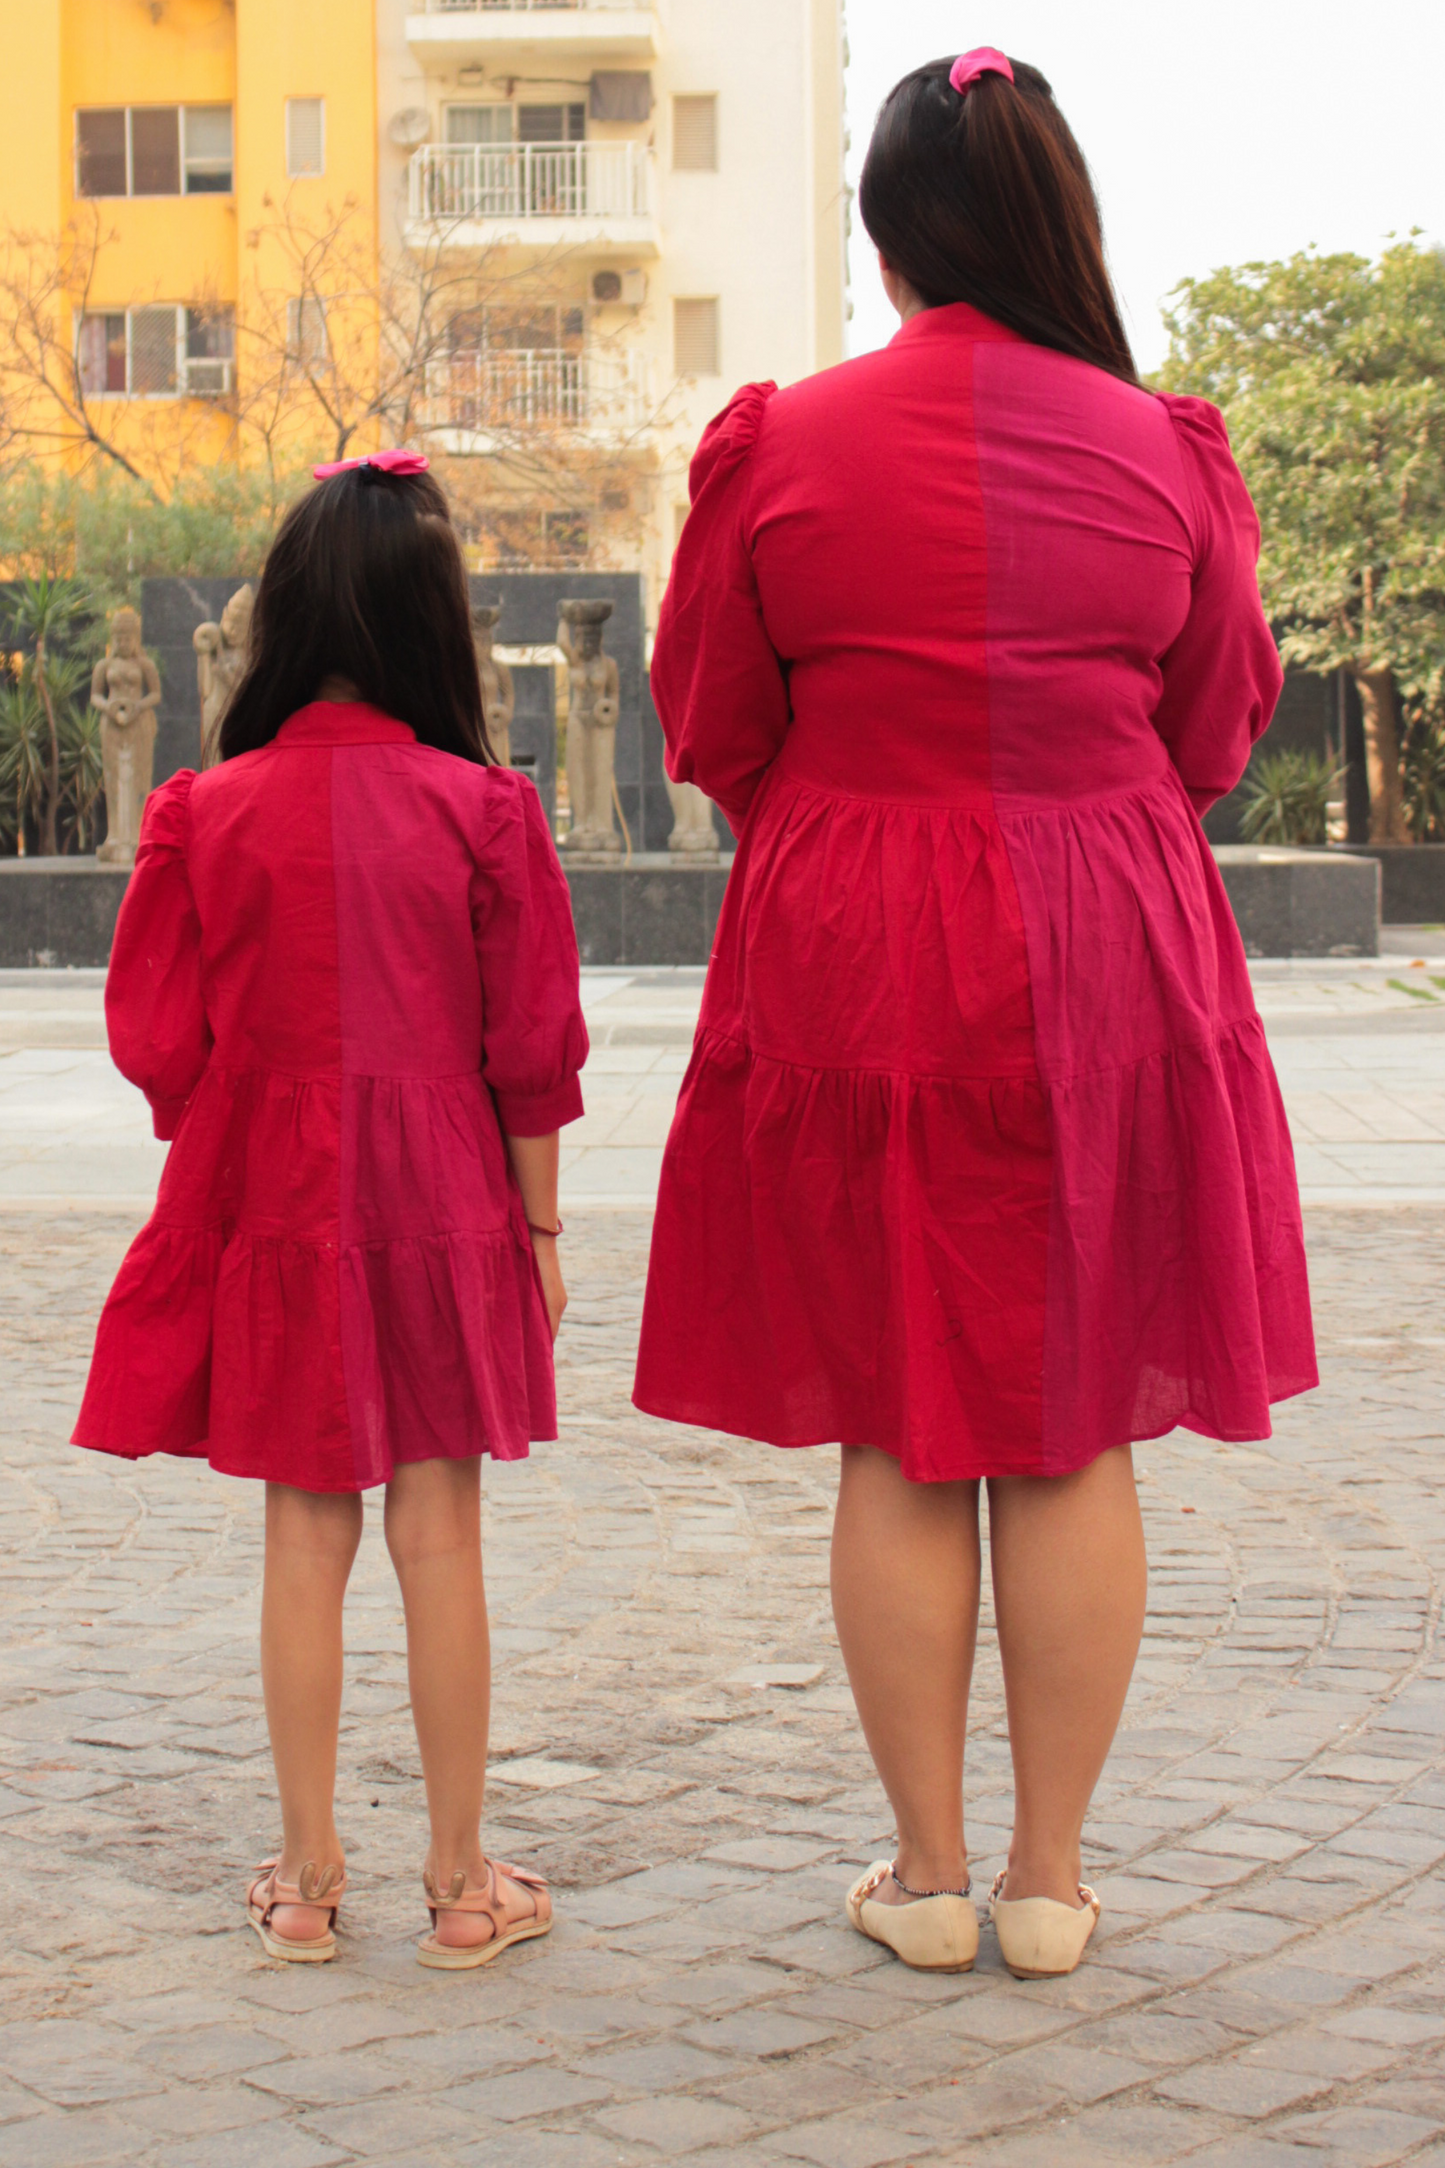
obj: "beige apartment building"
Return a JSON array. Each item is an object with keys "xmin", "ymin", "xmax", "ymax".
[{"xmin": 375, "ymin": 0, "xmax": 849, "ymax": 617}]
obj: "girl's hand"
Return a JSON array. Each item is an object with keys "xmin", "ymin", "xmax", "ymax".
[{"xmin": 531, "ymin": 1235, "xmax": 567, "ymax": 1343}]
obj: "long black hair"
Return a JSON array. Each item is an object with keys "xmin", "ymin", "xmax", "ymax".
[
  {"xmin": 859, "ymin": 56, "xmax": 1138, "ymax": 385},
  {"xmin": 219, "ymin": 463, "xmax": 495, "ymax": 763}
]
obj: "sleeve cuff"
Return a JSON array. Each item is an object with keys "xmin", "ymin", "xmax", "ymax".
[
  {"xmin": 150, "ymin": 1098, "xmax": 188, "ymax": 1141},
  {"xmin": 495, "ymin": 1076, "xmax": 585, "ymax": 1136}
]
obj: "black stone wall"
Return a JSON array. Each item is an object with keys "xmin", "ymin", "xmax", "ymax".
[
  {"xmin": 141, "ymin": 576, "xmax": 254, "ymax": 786},
  {"xmin": 128, "ymin": 570, "xmax": 734, "ymax": 855}
]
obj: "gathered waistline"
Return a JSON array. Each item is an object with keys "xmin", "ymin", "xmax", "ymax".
[{"xmin": 762, "ymin": 761, "xmax": 1183, "ymax": 820}]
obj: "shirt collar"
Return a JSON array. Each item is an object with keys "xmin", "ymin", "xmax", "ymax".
[
  {"xmin": 274, "ymin": 701, "xmax": 417, "ymax": 748},
  {"xmin": 889, "ymin": 301, "xmax": 1023, "ymax": 350}
]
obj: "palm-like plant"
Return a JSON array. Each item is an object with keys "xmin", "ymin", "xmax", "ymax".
[
  {"xmin": 0, "ymin": 678, "xmax": 49, "ymax": 853},
  {"xmin": 1238, "ymin": 750, "xmax": 1341, "ymax": 848},
  {"xmin": 59, "ymin": 692, "xmax": 106, "ymax": 852},
  {"xmin": 3, "ymin": 575, "xmax": 93, "ymax": 855}
]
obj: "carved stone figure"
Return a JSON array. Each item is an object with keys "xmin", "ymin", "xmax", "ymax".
[
  {"xmin": 665, "ymin": 772, "xmax": 720, "ymax": 856},
  {"xmin": 558, "ymin": 600, "xmax": 622, "ymax": 855},
  {"xmin": 92, "ymin": 606, "xmax": 161, "ymax": 867},
  {"xmin": 471, "ymin": 603, "xmax": 514, "ymax": 768},
  {"xmin": 193, "ymin": 584, "xmax": 254, "ymax": 767}
]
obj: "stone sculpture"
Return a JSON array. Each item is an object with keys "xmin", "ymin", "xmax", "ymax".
[
  {"xmin": 193, "ymin": 583, "xmax": 254, "ymax": 767},
  {"xmin": 91, "ymin": 606, "xmax": 161, "ymax": 867},
  {"xmin": 665, "ymin": 772, "xmax": 719, "ymax": 856},
  {"xmin": 558, "ymin": 600, "xmax": 622, "ymax": 855},
  {"xmin": 471, "ymin": 603, "xmax": 514, "ymax": 769}
]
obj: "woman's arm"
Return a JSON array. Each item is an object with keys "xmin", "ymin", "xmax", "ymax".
[
  {"xmin": 106, "ymin": 771, "xmax": 212, "ymax": 1136},
  {"xmin": 652, "ymin": 382, "xmax": 792, "ymax": 834},
  {"xmin": 504, "ymin": 1131, "xmax": 565, "ymax": 1341}
]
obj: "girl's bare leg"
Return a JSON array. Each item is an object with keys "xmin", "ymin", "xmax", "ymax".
[
  {"xmin": 988, "ymin": 1445, "xmax": 1147, "ymax": 1905},
  {"xmin": 261, "ymin": 1482, "xmax": 364, "ymax": 1938},
  {"xmin": 831, "ymin": 1445, "xmax": 981, "ymax": 1904},
  {"xmin": 385, "ymin": 1456, "xmax": 495, "ymax": 1948}
]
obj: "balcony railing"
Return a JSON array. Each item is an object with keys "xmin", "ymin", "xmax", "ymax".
[
  {"xmin": 425, "ymin": 2, "xmax": 642, "ymax": 13},
  {"xmin": 424, "ymin": 345, "xmax": 650, "ymax": 433},
  {"xmin": 409, "ymin": 141, "xmax": 652, "ymax": 226}
]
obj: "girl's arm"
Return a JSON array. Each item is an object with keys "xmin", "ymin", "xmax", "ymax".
[
  {"xmin": 504, "ymin": 1131, "xmax": 565, "ymax": 1341},
  {"xmin": 106, "ymin": 771, "xmax": 212, "ymax": 1137}
]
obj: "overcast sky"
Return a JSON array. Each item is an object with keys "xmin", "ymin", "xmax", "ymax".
[{"xmin": 844, "ymin": 0, "xmax": 1445, "ymax": 373}]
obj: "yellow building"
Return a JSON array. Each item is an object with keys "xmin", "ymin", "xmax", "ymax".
[
  {"xmin": 1, "ymin": 0, "xmax": 849, "ymax": 615},
  {"xmin": 0, "ymin": 0, "xmax": 378, "ymax": 473}
]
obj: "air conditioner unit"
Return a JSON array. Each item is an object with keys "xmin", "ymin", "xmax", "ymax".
[{"xmin": 185, "ymin": 358, "xmax": 233, "ymax": 397}]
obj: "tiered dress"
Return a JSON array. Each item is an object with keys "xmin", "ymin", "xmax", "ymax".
[
  {"xmin": 74, "ymin": 701, "xmax": 587, "ymax": 1492},
  {"xmin": 634, "ymin": 303, "xmax": 1317, "ymax": 1481}
]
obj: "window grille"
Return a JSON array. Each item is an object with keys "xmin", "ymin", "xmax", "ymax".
[
  {"xmin": 286, "ymin": 97, "xmax": 326, "ymax": 178},
  {"xmin": 674, "ymin": 297, "xmax": 720, "ymax": 378},
  {"xmin": 286, "ymin": 297, "xmax": 329, "ymax": 366},
  {"xmin": 672, "ymin": 95, "xmax": 718, "ymax": 172}
]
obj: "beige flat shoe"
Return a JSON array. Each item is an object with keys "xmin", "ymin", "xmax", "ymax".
[
  {"xmin": 246, "ymin": 1860, "xmax": 346, "ymax": 1963},
  {"xmin": 846, "ymin": 1861, "xmax": 979, "ymax": 1973},
  {"xmin": 988, "ymin": 1869, "xmax": 1100, "ymax": 1978},
  {"xmin": 417, "ymin": 1858, "xmax": 553, "ymax": 1971}
]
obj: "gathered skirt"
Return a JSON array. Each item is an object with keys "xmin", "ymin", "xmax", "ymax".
[
  {"xmin": 634, "ymin": 763, "xmax": 1317, "ymax": 1481},
  {"xmin": 74, "ymin": 1061, "xmax": 556, "ymax": 1492}
]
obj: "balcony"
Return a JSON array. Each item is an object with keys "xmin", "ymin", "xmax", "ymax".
[
  {"xmin": 405, "ymin": 1, "xmax": 660, "ymax": 67},
  {"xmin": 421, "ymin": 344, "xmax": 652, "ymax": 449},
  {"xmin": 407, "ymin": 141, "xmax": 658, "ymax": 255}
]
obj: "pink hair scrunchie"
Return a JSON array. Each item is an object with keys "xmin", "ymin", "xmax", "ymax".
[{"xmin": 949, "ymin": 47, "xmax": 1014, "ymax": 96}]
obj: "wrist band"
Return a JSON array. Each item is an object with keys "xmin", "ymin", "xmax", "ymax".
[{"xmin": 527, "ymin": 1218, "xmax": 563, "ymax": 1239}]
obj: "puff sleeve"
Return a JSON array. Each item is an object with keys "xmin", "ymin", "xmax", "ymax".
[
  {"xmin": 1151, "ymin": 395, "xmax": 1284, "ymax": 815},
  {"xmin": 105, "ymin": 771, "xmax": 212, "ymax": 1140},
  {"xmin": 471, "ymin": 771, "xmax": 588, "ymax": 1136},
  {"xmin": 651, "ymin": 382, "xmax": 793, "ymax": 833}
]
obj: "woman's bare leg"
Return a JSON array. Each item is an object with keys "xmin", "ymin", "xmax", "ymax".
[
  {"xmin": 831, "ymin": 1446, "xmax": 981, "ymax": 1903},
  {"xmin": 988, "ymin": 1445, "xmax": 1147, "ymax": 1906},
  {"xmin": 384, "ymin": 1457, "xmax": 494, "ymax": 1947},
  {"xmin": 261, "ymin": 1482, "xmax": 364, "ymax": 1938}
]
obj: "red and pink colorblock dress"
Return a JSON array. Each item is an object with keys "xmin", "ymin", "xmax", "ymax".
[
  {"xmin": 634, "ymin": 304, "xmax": 1317, "ymax": 1482},
  {"xmin": 74, "ymin": 702, "xmax": 587, "ymax": 1492}
]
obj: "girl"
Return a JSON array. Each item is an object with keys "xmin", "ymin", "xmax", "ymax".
[
  {"xmin": 635, "ymin": 50, "xmax": 1316, "ymax": 1980},
  {"xmin": 75, "ymin": 451, "xmax": 588, "ymax": 1967}
]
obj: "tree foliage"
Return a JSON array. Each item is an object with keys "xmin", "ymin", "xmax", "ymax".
[{"xmin": 1158, "ymin": 240, "xmax": 1445, "ymax": 842}]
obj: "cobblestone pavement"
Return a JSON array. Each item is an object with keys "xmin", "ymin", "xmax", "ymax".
[
  {"xmin": 5, "ymin": 950, "xmax": 1445, "ymax": 1214},
  {"xmin": 3, "ymin": 1195, "xmax": 1445, "ymax": 2168}
]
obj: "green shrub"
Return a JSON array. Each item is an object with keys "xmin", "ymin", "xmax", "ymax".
[{"xmin": 1238, "ymin": 749, "xmax": 1340, "ymax": 847}]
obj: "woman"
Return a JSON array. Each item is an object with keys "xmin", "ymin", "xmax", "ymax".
[{"xmin": 634, "ymin": 51, "xmax": 1315, "ymax": 1980}]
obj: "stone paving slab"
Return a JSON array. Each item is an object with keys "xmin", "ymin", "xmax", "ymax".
[
  {"xmin": 4, "ymin": 959, "xmax": 1445, "ymax": 1213},
  {"xmin": 1, "ymin": 1202, "xmax": 1444, "ymax": 2165}
]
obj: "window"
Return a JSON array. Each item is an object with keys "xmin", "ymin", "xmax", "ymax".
[
  {"xmin": 518, "ymin": 104, "xmax": 586, "ymax": 145},
  {"xmin": 673, "ymin": 95, "xmax": 718, "ymax": 173},
  {"xmin": 674, "ymin": 297, "xmax": 720, "ymax": 378},
  {"xmin": 76, "ymin": 110, "xmax": 126, "ymax": 197},
  {"xmin": 131, "ymin": 108, "xmax": 180, "ymax": 195},
  {"xmin": 185, "ymin": 307, "xmax": 236, "ymax": 394},
  {"xmin": 76, "ymin": 306, "xmax": 234, "ymax": 397},
  {"xmin": 286, "ymin": 296, "xmax": 329, "ymax": 366},
  {"xmin": 543, "ymin": 509, "xmax": 589, "ymax": 565},
  {"xmin": 184, "ymin": 107, "xmax": 234, "ymax": 193},
  {"xmin": 446, "ymin": 106, "xmax": 513, "ymax": 147},
  {"xmin": 74, "ymin": 106, "xmax": 233, "ymax": 196},
  {"xmin": 286, "ymin": 97, "xmax": 325, "ymax": 178}
]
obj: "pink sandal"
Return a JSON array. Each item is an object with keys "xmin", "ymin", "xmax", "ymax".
[
  {"xmin": 246, "ymin": 1860, "xmax": 346, "ymax": 1963},
  {"xmin": 417, "ymin": 1858, "xmax": 553, "ymax": 1971}
]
